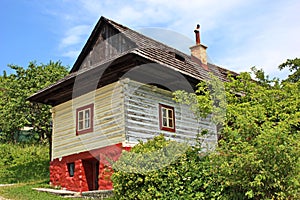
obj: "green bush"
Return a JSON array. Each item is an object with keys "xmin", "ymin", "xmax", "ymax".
[
  {"xmin": 0, "ymin": 143, "xmax": 49, "ymax": 183},
  {"xmin": 112, "ymin": 135, "xmax": 213, "ymax": 200}
]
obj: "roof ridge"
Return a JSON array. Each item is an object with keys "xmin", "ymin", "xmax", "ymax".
[{"xmin": 104, "ymin": 17, "xmax": 190, "ymax": 57}]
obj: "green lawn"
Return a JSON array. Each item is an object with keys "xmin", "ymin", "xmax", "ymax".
[
  {"xmin": 0, "ymin": 144, "xmax": 114, "ymax": 199},
  {"xmin": 0, "ymin": 181, "xmax": 82, "ymax": 200}
]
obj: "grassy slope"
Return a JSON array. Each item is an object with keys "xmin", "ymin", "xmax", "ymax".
[
  {"xmin": 0, "ymin": 182, "xmax": 81, "ymax": 200},
  {"xmin": 0, "ymin": 144, "xmax": 49, "ymax": 184},
  {"xmin": 0, "ymin": 144, "xmax": 81, "ymax": 200}
]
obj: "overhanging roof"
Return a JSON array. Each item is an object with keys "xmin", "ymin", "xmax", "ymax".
[{"xmin": 28, "ymin": 16, "xmax": 238, "ymax": 106}]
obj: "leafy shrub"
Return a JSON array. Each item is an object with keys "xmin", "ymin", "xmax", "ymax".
[
  {"xmin": 112, "ymin": 135, "xmax": 213, "ymax": 200},
  {"xmin": 0, "ymin": 143, "xmax": 49, "ymax": 183}
]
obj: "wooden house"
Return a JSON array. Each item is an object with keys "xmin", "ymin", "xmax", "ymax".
[{"xmin": 29, "ymin": 16, "xmax": 236, "ymax": 192}]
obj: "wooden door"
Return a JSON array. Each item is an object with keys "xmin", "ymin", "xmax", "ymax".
[{"xmin": 82, "ymin": 159, "xmax": 99, "ymax": 190}]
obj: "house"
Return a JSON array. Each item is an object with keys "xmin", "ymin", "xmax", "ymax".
[{"xmin": 28, "ymin": 16, "xmax": 237, "ymax": 192}]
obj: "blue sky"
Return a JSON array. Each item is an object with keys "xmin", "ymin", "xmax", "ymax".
[{"xmin": 1, "ymin": 0, "xmax": 299, "ymax": 79}]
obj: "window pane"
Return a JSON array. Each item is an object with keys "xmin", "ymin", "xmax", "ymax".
[
  {"xmin": 168, "ymin": 109, "xmax": 173, "ymax": 118},
  {"xmin": 85, "ymin": 109, "xmax": 90, "ymax": 119},
  {"xmin": 163, "ymin": 118, "xmax": 167, "ymax": 127},
  {"xmin": 78, "ymin": 111, "xmax": 83, "ymax": 120},
  {"xmin": 78, "ymin": 121, "xmax": 83, "ymax": 130},
  {"xmin": 169, "ymin": 119, "xmax": 173, "ymax": 128},
  {"xmin": 85, "ymin": 119, "xmax": 90, "ymax": 129},
  {"xmin": 162, "ymin": 108, "xmax": 166, "ymax": 117},
  {"xmin": 68, "ymin": 163, "xmax": 75, "ymax": 177}
]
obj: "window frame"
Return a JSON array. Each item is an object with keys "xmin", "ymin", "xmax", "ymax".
[
  {"xmin": 76, "ymin": 104, "xmax": 94, "ymax": 135},
  {"xmin": 159, "ymin": 103, "xmax": 176, "ymax": 132},
  {"xmin": 67, "ymin": 162, "xmax": 75, "ymax": 177}
]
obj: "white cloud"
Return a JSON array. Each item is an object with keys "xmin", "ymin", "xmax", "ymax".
[
  {"xmin": 59, "ymin": 25, "xmax": 90, "ymax": 48},
  {"xmin": 62, "ymin": 50, "xmax": 81, "ymax": 59},
  {"xmin": 46, "ymin": 0, "xmax": 300, "ymax": 79},
  {"xmin": 212, "ymin": 0, "xmax": 300, "ymax": 79}
]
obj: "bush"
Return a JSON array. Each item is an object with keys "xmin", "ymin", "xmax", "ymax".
[
  {"xmin": 112, "ymin": 135, "xmax": 213, "ymax": 200},
  {"xmin": 0, "ymin": 143, "xmax": 49, "ymax": 183}
]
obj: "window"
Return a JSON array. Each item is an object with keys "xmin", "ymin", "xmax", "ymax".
[
  {"xmin": 76, "ymin": 104, "xmax": 94, "ymax": 135},
  {"xmin": 67, "ymin": 162, "xmax": 75, "ymax": 177},
  {"xmin": 159, "ymin": 104, "xmax": 175, "ymax": 132}
]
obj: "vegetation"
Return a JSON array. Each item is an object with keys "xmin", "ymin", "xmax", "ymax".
[
  {"xmin": 112, "ymin": 135, "xmax": 208, "ymax": 199},
  {"xmin": 0, "ymin": 61, "xmax": 71, "ymax": 199},
  {"xmin": 279, "ymin": 57, "xmax": 300, "ymax": 83},
  {"xmin": 0, "ymin": 182, "xmax": 81, "ymax": 200},
  {"xmin": 202, "ymin": 70, "xmax": 300, "ymax": 199},
  {"xmin": 0, "ymin": 61, "xmax": 68, "ymax": 148},
  {"xmin": 0, "ymin": 144, "xmax": 49, "ymax": 184},
  {"xmin": 112, "ymin": 67, "xmax": 300, "ymax": 199},
  {"xmin": 0, "ymin": 144, "xmax": 80, "ymax": 200}
]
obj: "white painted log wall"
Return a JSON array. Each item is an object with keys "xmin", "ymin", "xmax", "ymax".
[
  {"xmin": 51, "ymin": 81, "xmax": 125, "ymax": 160},
  {"xmin": 123, "ymin": 79, "xmax": 217, "ymax": 150}
]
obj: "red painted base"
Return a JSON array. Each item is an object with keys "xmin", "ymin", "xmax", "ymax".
[{"xmin": 49, "ymin": 143, "xmax": 131, "ymax": 192}]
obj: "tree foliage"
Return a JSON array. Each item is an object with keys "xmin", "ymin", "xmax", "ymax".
[
  {"xmin": 279, "ymin": 58, "xmax": 300, "ymax": 83},
  {"xmin": 113, "ymin": 67, "xmax": 300, "ymax": 199},
  {"xmin": 205, "ymin": 70, "xmax": 300, "ymax": 199},
  {"xmin": 0, "ymin": 61, "xmax": 68, "ymax": 145}
]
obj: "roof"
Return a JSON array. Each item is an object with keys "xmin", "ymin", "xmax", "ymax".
[
  {"xmin": 71, "ymin": 16, "xmax": 237, "ymax": 81},
  {"xmin": 28, "ymin": 16, "xmax": 238, "ymax": 105}
]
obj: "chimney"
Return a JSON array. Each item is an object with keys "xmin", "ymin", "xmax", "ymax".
[{"xmin": 190, "ymin": 24, "xmax": 208, "ymax": 69}]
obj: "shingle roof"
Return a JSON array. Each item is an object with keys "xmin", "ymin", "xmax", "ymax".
[
  {"xmin": 28, "ymin": 16, "xmax": 238, "ymax": 105},
  {"xmin": 71, "ymin": 16, "xmax": 237, "ymax": 81},
  {"xmin": 104, "ymin": 17, "xmax": 237, "ymax": 81}
]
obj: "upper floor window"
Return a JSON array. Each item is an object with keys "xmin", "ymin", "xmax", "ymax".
[
  {"xmin": 159, "ymin": 104, "xmax": 175, "ymax": 132},
  {"xmin": 76, "ymin": 104, "xmax": 94, "ymax": 135}
]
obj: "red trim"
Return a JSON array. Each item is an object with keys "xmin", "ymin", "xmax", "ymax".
[
  {"xmin": 159, "ymin": 103, "xmax": 175, "ymax": 132},
  {"xmin": 76, "ymin": 103, "xmax": 94, "ymax": 135}
]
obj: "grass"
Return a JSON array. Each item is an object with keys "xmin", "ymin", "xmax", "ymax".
[
  {"xmin": 0, "ymin": 180, "xmax": 82, "ymax": 200},
  {"xmin": 0, "ymin": 143, "xmax": 114, "ymax": 199},
  {"xmin": 0, "ymin": 143, "xmax": 49, "ymax": 184},
  {"xmin": 0, "ymin": 144, "xmax": 77, "ymax": 199}
]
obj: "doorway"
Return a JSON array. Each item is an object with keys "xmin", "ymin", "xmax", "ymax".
[{"xmin": 82, "ymin": 159, "xmax": 99, "ymax": 191}]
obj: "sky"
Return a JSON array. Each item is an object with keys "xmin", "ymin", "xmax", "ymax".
[{"xmin": 0, "ymin": 0, "xmax": 299, "ymax": 79}]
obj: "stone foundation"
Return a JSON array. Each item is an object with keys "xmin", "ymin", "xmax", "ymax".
[{"xmin": 49, "ymin": 143, "xmax": 130, "ymax": 192}]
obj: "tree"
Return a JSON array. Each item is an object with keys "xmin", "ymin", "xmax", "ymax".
[
  {"xmin": 174, "ymin": 69, "xmax": 300, "ymax": 199},
  {"xmin": 279, "ymin": 58, "xmax": 300, "ymax": 83},
  {"xmin": 0, "ymin": 61, "xmax": 68, "ymax": 156}
]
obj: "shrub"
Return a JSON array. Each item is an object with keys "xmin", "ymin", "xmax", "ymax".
[
  {"xmin": 0, "ymin": 143, "xmax": 49, "ymax": 183},
  {"xmin": 112, "ymin": 135, "xmax": 213, "ymax": 200}
]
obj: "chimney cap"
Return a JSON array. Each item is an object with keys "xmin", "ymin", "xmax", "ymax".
[{"xmin": 194, "ymin": 24, "xmax": 201, "ymax": 45}]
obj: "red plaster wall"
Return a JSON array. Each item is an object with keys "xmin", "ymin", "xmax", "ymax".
[{"xmin": 49, "ymin": 143, "xmax": 131, "ymax": 192}]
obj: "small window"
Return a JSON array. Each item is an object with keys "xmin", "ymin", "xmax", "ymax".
[
  {"xmin": 76, "ymin": 104, "xmax": 94, "ymax": 135},
  {"xmin": 175, "ymin": 53, "xmax": 185, "ymax": 62},
  {"xmin": 67, "ymin": 162, "xmax": 75, "ymax": 177},
  {"xmin": 159, "ymin": 104, "xmax": 175, "ymax": 132}
]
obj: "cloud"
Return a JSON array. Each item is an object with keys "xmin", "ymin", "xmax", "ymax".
[
  {"xmin": 62, "ymin": 50, "xmax": 81, "ymax": 58},
  {"xmin": 211, "ymin": 0, "xmax": 300, "ymax": 79},
  {"xmin": 45, "ymin": 0, "xmax": 300, "ymax": 79},
  {"xmin": 59, "ymin": 25, "xmax": 91, "ymax": 48}
]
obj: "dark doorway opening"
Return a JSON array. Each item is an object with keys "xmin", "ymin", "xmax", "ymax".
[{"xmin": 82, "ymin": 158, "xmax": 99, "ymax": 191}]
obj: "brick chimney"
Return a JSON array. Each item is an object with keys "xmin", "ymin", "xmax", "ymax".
[{"xmin": 190, "ymin": 24, "xmax": 208, "ymax": 69}]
